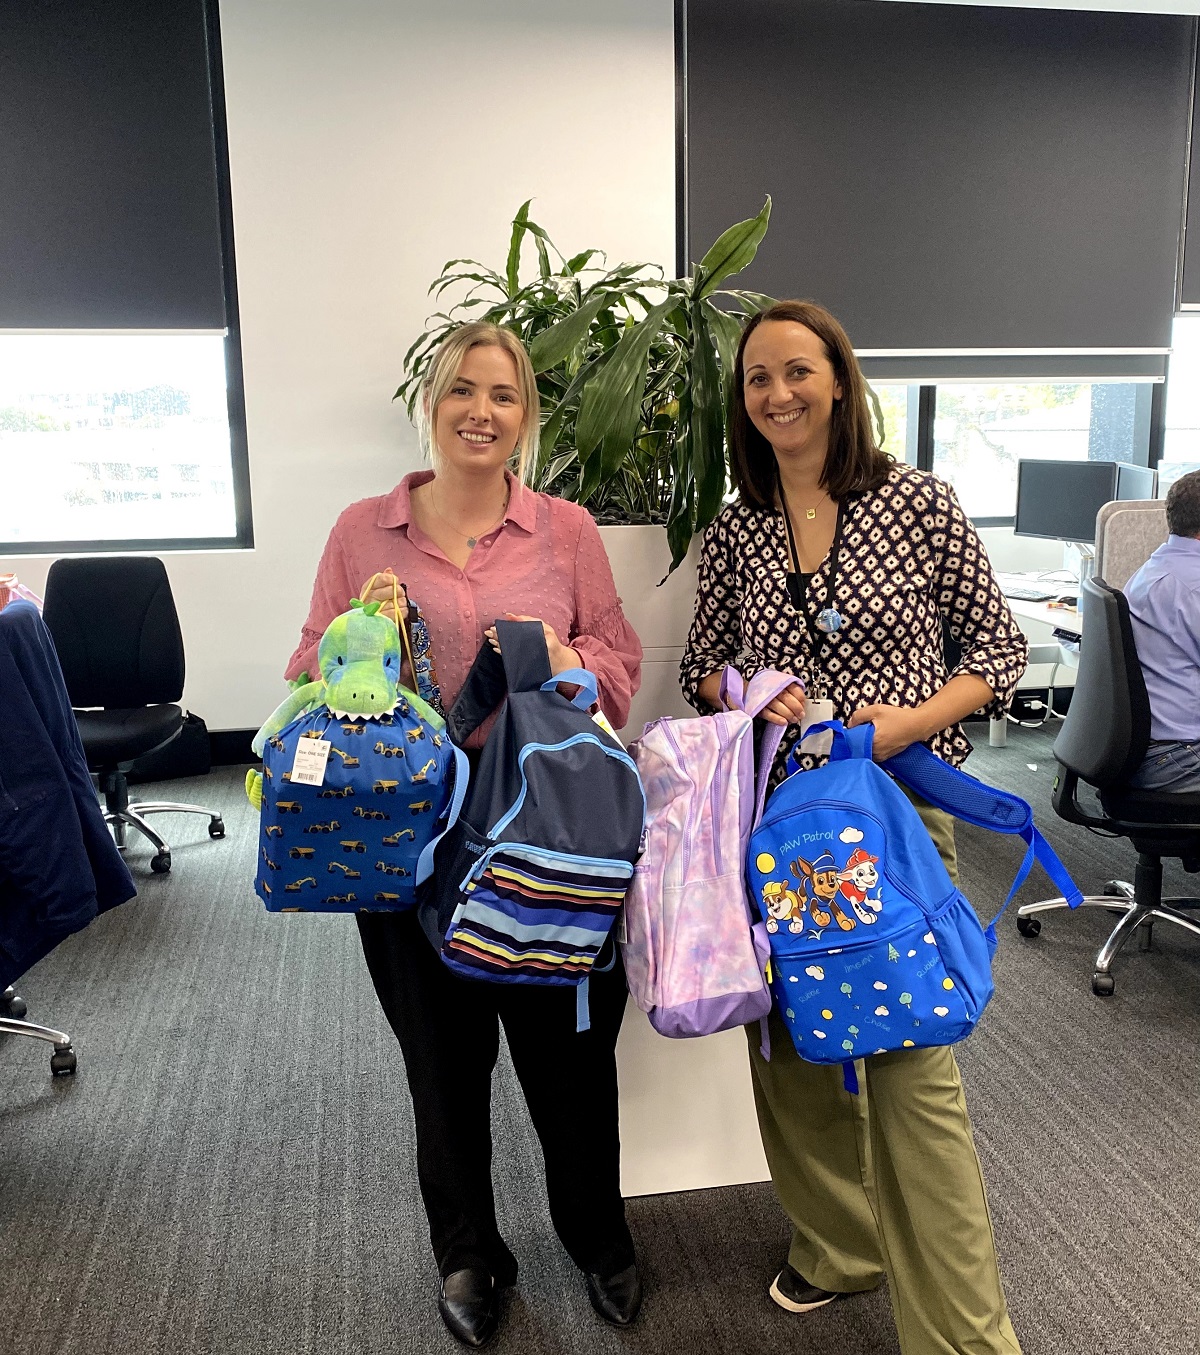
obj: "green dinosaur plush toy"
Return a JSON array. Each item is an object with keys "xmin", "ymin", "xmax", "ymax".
[{"xmin": 245, "ymin": 597, "xmax": 434, "ymax": 809}]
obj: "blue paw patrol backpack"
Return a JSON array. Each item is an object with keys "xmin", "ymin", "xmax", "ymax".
[{"xmin": 747, "ymin": 721, "xmax": 1081, "ymax": 1090}]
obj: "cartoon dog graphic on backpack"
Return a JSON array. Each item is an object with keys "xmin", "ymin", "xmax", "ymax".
[
  {"xmin": 761, "ymin": 879, "xmax": 806, "ymax": 934},
  {"xmin": 837, "ymin": 846, "xmax": 881, "ymax": 925},
  {"xmin": 791, "ymin": 851, "xmax": 857, "ymax": 932}
]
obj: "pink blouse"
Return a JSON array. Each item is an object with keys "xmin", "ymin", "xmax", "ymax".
[{"xmin": 285, "ymin": 470, "xmax": 643, "ymax": 743}]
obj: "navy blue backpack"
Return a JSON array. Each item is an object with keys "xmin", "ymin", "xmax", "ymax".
[
  {"xmin": 416, "ymin": 621, "xmax": 645, "ymax": 1028},
  {"xmin": 747, "ymin": 720, "xmax": 1082, "ymax": 1089}
]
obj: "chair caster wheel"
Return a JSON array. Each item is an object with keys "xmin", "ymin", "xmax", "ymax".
[
  {"xmin": 51, "ymin": 1048, "xmax": 77, "ymax": 1076},
  {"xmin": 1017, "ymin": 916, "xmax": 1041, "ymax": 939},
  {"xmin": 151, "ymin": 851, "xmax": 172, "ymax": 874},
  {"xmin": 2, "ymin": 994, "xmax": 28, "ymax": 1018},
  {"xmin": 208, "ymin": 818, "xmax": 225, "ymax": 840},
  {"xmin": 1092, "ymin": 972, "xmax": 1115, "ymax": 997}
]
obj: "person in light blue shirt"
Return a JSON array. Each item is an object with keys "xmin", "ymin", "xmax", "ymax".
[{"xmin": 1125, "ymin": 469, "xmax": 1200, "ymax": 792}]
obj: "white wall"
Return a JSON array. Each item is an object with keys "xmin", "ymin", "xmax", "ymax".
[{"xmin": 1, "ymin": 0, "xmax": 676, "ymax": 731}]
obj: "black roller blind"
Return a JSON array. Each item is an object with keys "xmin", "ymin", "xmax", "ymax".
[
  {"xmin": 0, "ymin": 0, "xmax": 226, "ymax": 330},
  {"xmin": 1183, "ymin": 51, "xmax": 1200, "ymax": 311},
  {"xmin": 683, "ymin": 0, "xmax": 1195, "ymax": 380}
]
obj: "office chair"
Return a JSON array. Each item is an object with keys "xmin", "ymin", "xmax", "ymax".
[
  {"xmin": 42, "ymin": 557, "xmax": 224, "ymax": 874},
  {"xmin": 1, "ymin": 985, "xmax": 76, "ymax": 1075},
  {"xmin": 1015, "ymin": 577, "xmax": 1200, "ymax": 995}
]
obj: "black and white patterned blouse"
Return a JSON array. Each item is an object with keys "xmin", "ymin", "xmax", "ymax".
[{"xmin": 680, "ymin": 463, "xmax": 1028, "ymax": 779}]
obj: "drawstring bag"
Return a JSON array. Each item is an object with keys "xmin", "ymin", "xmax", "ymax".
[{"xmin": 251, "ymin": 578, "xmax": 454, "ymax": 912}]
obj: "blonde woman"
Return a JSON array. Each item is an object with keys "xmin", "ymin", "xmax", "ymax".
[{"xmin": 286, "ymin": 323, "xmax": 644, "ymax": 1347}]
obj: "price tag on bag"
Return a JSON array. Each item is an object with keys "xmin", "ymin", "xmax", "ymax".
[
  {"xmin": 798, "ymin": 699, "xmax": 835, "ymax": 758},
  {"xmin": 290, "ymin": 736, "xmax": 331, "ymax": 787}
]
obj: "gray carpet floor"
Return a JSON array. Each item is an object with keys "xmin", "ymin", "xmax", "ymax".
[{"xmin": 2, "ymin": 724, "xmax": 1198, "ymax": 1354}]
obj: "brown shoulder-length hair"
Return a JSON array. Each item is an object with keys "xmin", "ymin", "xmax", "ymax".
[{"xmin": 729, "ymin": 300, "xmax": 892, "ymax": 509}]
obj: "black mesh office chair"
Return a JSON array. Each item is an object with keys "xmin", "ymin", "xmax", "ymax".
[
  {"xmin": 1016, "ymin": 576, "xmax": 1200, "ymax": 994},
  {"xmin": 43, "ymin": 557, "xmax": 224, "ymax": 874}
]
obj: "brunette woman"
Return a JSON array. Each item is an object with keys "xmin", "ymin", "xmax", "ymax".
[{"xmin": 681, "ymin": 301, "xmax": 1027, "ymax": 1355}]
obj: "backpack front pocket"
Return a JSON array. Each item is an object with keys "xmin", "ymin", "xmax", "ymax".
[
  {"xmin": 444, "ymin": 842, "xmax": 633, "ymax": 985},
  {"xmin": 771, "ymin": 916, "xmax": 977, "ymax": 1063}
]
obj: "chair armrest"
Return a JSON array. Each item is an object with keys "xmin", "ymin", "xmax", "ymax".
[{"xmin": 1051, "ymin": 766, "xmax": 1120, "ymax": 833}]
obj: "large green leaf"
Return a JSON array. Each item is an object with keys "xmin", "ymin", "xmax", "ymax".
[
  {"xmin": 724, "ymin": 288, "xmax": 777, "ymax": 315},
  {"xmin": 566, "ymin": 248, "xmax": 602, "ymax": 274},
  {"xmin": 701, "ymin": 299, "xmax": 745, "ymax": 402},
  {"xmin": 528, "ymin": 290, "xmax": 610, "ymax": 373},
  {"xmin": 505, "ymin": 200, "xmax": 533, "ymax": 297},
  {"xmin": 536, "ymin": 346, "xmax": 616, "ymax": 467},
  {"xmin": 695, "ymin": 197, "xmax": 771, "ymax": 299},
  {"xmin": 574, "ymin": 295, "xmax": 682, "ymax": 462},
  {"xmin": 688, "ymin": 305, "xmax": 727, "ymax": 529}
]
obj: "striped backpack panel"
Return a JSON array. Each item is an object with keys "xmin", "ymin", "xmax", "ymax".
[{"xmin": 445, "ymin": 842, "xmax": 633, "ymax": 980}]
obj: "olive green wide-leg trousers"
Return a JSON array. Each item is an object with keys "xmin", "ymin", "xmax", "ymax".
[{"xmin": 747, "ymin": 797, "xmax": 1022, "ymax": 1355}]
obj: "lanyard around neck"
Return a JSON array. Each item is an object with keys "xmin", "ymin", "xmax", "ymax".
[{"xmin": 781, "ymin": 492, "xmax": 847, "ymax": 678}]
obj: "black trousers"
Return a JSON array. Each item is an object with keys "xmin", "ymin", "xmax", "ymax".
[{"xmin": 357, "ymin": 907, "xmax": 635, "ymax": 1284}]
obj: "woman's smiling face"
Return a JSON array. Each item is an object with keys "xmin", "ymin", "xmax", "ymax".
[
  {"xmin": 433, "ymin": 343, "xmax": 525, "ymax": 473},
  {"xmin": 742, "ymin": 320, "xmax": 843, "ymax": 464}
]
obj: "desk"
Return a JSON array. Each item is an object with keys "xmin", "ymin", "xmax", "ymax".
[{"xmin": 1006, "ymin": 596, "xmax": 1081, "ymax": 642}]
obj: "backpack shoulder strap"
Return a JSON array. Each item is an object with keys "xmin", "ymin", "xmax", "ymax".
[
  {"xmin": 723, "ymin": 667, "xmax": 805, "ymax": 826},
  {"xmin": 445, "ymin": 620, "xmax": 554, "ymax": 745},
  {"xmin": 883, "ymin": 742, "xmax": 1084, "ymax": 931}
]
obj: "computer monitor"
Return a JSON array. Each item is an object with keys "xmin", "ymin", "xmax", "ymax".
[{"xmin": 1013, "ymin": 460, "xmax": 1157, "ymax": 544}]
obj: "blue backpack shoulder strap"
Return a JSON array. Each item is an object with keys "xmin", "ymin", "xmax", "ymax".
[
  {"xmin": 883, "ymin": 741, "xmax": 1083, "ymax": 935},
  {"xmin": 785, "ymin": 719, "xmax": 874, "ymax": 773}
]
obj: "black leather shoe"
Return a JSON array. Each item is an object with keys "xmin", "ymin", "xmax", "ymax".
[
  {"xmin": 585, "ymin": 1262, "xmax": 643, "ymax": 1326},
  {"xmin": 438, "ymin": 1268, "xmax": 499, "ymax": 1348}
]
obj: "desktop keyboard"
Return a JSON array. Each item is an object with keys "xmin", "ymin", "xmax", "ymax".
[{"xmin": 1002, "ymin": 585, "xmax": 1057, "ymax": 602}]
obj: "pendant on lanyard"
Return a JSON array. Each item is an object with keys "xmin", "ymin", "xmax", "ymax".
[{"xmin": 781, "ymin": 493, "xmax": 848, "ymax": 644}]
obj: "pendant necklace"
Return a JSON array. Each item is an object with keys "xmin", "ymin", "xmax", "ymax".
[{"xmin": 430, "ymin": 483, "xmax": 510, "ymax": 549}]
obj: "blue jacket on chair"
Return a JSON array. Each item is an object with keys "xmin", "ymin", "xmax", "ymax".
[{"xmin": 0, "ymin": 601, "xmax": 136, "ymax": 988}]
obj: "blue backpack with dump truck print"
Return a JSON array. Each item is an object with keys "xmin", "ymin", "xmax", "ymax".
[
  {"xmin": 747, "ymin": 721, "xmax": 1081, "ymax": 1090},
  {"xmin": 416, "ymin": 620, "xmax": 645, "ymax": 1030},
  {"xmin": 256, "ymin": 695, "xmax": 452, "ymax": 912},
  {"xmin": 251, "ymin": 595, "xmax": 454, "ymax": 913}
]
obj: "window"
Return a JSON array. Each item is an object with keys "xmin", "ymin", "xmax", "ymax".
[
  {"xmin": 0, "ymin": 0, "xmax": 250, "ymax": 555},
  {"xmin": 869, "ymin": 383, "xmax": 913, "ymax": 464},
  {"xmin": 930, "ymin": 383, "xmax": 1150, "ymax": 522},
  {"xmin": 1161, "ymin": 313, "xmax": 1200, "ymax": 491},
  {"xmin": 0, "ymin": 333, "xmax": 244, "ymax": 550}
]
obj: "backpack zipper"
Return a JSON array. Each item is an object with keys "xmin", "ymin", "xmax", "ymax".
[
  {"xmin": 488, "ymin": 734, "xmax": 645, "ymax": 840},
  {"xmin": 756, "ymin": 798, "xmax": 955, "ymax": 919},
  {"xmin": 456, "ymin": 839, "xmax": 635, "ymax": 897},
  {"xmin": 710, "ymin": 719, "xmax": 729, "ymax": 875}
]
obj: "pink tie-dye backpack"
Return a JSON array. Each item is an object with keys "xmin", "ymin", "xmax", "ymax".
[{"xmin": 622, "ymin": 667, "xmax": 798, "ymax": 1039}]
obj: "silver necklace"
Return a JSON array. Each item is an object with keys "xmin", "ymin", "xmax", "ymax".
[{"xmin": 429, "ymin": 482, "xmax": 510, "ymax": 549}]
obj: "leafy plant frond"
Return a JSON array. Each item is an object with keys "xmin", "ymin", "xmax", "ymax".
[{"xmin": 397, "ymin": 199, "xmax": 776, "ymax": 571}]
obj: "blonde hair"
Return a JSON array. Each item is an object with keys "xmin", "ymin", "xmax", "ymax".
[{"xmin": 414, "ymin": 322, "xmax": 540, "ymax": 485}]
